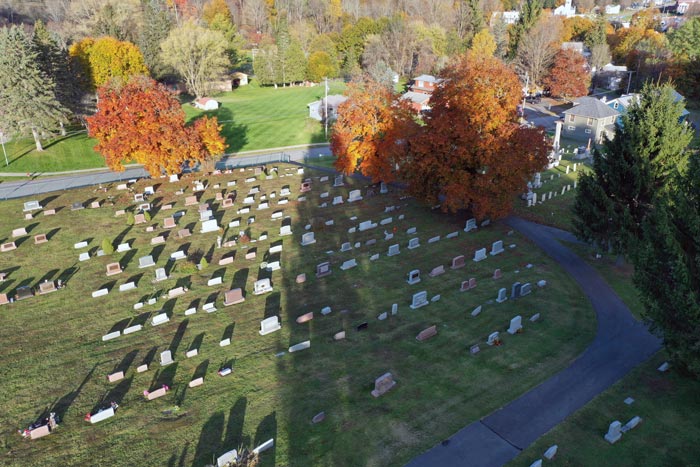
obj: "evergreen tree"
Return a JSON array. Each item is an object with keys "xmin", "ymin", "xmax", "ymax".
[
  {"xmin": 509, "ymin": 0, "xmax": 543, "ymax": 58},
  {"xmin": 573, "ymin": 83, "xmax": 693, "ymax": 254},
  {"xmin": 137, "ymin": 0, "xmax": 173, "ymax": 80},
  {"xmin": 0, "ymin": 25, "xmax": 66, "ymax": 152},
  {"xmin": 32, "ymin": 20, "xmax": 80, "ymax": 124},
  {"xmin": 634, "ymin": 153, "xmax": 700, "ymax": 377}
]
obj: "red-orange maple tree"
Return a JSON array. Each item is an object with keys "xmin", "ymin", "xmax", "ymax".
[
  {"xmin": 330, "ymin": 78, "xmax": 418, "ymax": 183},
  {"xmin": 87, "ymin": 75, "xmax": 227, "ymax": 176},
  {"xmin": 402, "ymin": 53, "xmax": 549, "ymax": 219},
  {"xmin": 543, "ymin": 49, "xmax": 591, "ymax": 100}
]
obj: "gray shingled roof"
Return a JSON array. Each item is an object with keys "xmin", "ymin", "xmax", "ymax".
[{"xmin": 564, "ymin": 97, "xmax": 620, "ymax": 119}]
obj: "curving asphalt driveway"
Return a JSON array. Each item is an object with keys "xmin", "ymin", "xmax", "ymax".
[{"xmin": 405, "ymin": 216, "xmax": 661, "ymax": 467}]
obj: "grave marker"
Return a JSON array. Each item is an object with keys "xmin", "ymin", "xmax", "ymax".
[
  {"xmin": 451, "ymin": 255, "xmax": 465, "ymax": 269},
  {"xmin": 507, "ymin": 315, "xmax": 523, "ymax": 334},
  {"xmin": 371, "ymin": 372, "xmax": 396, "ymax": 397},
  {"xmin": 428, "ymin": 265, "xmax": 445, "ymax": 277},
  {"xmin": 407, "ymin": 237, "xmax": 420, "ymax": 250},
  {"xmin": 259, "ymin": 316, "xmax": 282, "ymax": 335},
  {"xmin": 410, "ymin": 291, "xmax": 429, "ymax": 309},
  {"xmin": 416, "ymin": 325, "xmax": 438, "ymax": 342},
  {"xmin": 473, "ymin": 248, "xmax": 487, "ymax": 262},
  {"xmin": 490, "ymin": 240, "xmax": 504, "ymax": 256},
  {"xmin": 316, "ymin": 262, "xmax": 331, "ymax": 278},
  {"xmin": 407, "ymin": 269, "xmax": 421, "ymax": 285}
]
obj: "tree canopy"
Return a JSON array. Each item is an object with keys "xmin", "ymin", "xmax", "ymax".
[
  {"xmin": 331, "ymin": 78, "xmax": 417, "ymax": 183},
  {"xmin": 87, "ymin": 75, "xmax": 226, "ymax": 176},
  {"xmin": 402, "ymin": 53, "xmax": 549, "ymax": 218},
  {"xmin": 543, "ymin": 48, "xmax": 590, "ymax": 100},
  {"xmin": 69, "ymin": 36, "xmax": 149, "ymax": 91},
  {"xmin": 573, "ymin": 83, "xmax": 693, "ymax": 254},
  {"xmin": 0, "ymin": 25, "xmax": 67, "ymax": 151},
  {"xmin": 160, "ymin": 20, "xmax": 230, "ymax": 98}
]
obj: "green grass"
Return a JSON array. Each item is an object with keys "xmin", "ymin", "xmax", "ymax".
[
  {"xmin": 512, "ymin": 154, "xmax": 591, "ymax": 232},
  {"xmin": 183, "ymin": 81, "xmax": 347, "ymax": 153},
  {"xmin": 0, "ymin": 131, "xmax": 106, "ymax": 174},
  {"xmin": 0, "ymin": 82, "xmax": 346, "ymax": 175},
  {"xmin": 507, "ymin": 351, "xmax": 700, "ymax": 467},
  {"xmin": 0, "ymin": 164, "xmax": 595, "ymax": 466}
]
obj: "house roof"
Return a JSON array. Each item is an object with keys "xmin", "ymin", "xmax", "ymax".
[
  {"xmin": 412, "ymin": 74, "xmax": 439, "ymax": 83},
  {"xmin": 601, "ymin": 63, "xmax": 628, "ymax": 72},
  {"xmin": 564, "ymin": 97, "xmax": 620, "ymax": 119},
  {"xmin": 324, "ymin": 95, "xmax": 347, "ymax": 107},
  {"xmin": 195, "ymin": 98, "xmax": 215, "ymax": 105},
  {"xmin": 401, "ymin": 91, "xmax": 431, "ymax": 105}
]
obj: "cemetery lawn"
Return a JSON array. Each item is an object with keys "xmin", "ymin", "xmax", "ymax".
[
  {"xmin": 182, "ymin": 81, "xmax": 347, "ymax": 153},
  {"xmin": 507, "ymin": 351, "xmax": 700, "ymax": 467},
  {"xmin": 512, "ymin": 155, "xmax": 591, "ymax": 232},
  {"xmin": 0, "ymin": 165, "xmax": 595, "ymax": 467}
]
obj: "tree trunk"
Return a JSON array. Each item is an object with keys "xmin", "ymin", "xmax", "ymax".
[
  {"xmin": 60, "ymin": 121, "xmax": 66, "ymax": 136},
  {"xmin": 32, "ymin": 128, "xmax": 44, "ymax": 152}
]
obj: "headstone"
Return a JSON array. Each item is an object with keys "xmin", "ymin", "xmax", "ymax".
[
  {"xmin": 316, "ymin": 262, "xmax": 331, "ymax": 278},
  {"xmin": 493, "ymin": 269, "xmax": 502, "ymax": 280},
  {"xmin": 270, "ymin": 244, "xmax": 283, "ymax": 254},
  {"xmin": 44, "ymin": 209, "xmax": 56, "ymax": 216},
  {"xmin": 340, "ymin": 242, "xmax": 352, "ymax": 252},
  {"xmin": 259, "ymin": 316, "xmax": 281, "ymax": 335},
  {"xmin": 496, "ymin": 288, "xmax": 507, "ymax": 303},
  {"xmin": 224, "ymin": 288, "xmax": 245, "ymax": 306},
  {"xmin": 340, "ymin": 258, "xmax": 357, "ymax": 270},
  {"xmin": 160, "ymin": 350, "xmax": 173, "ymax": 366},
  {"xmin": 186, "ymin": 349, "xmax": 198, "ymax": 358},
  {"xmin": 152, "ymin": 313, "xmax": 170, "ymax": 326},
  {"xmin": 464, "ymin": 218, "xmax": 477, "ymax": 232},
  {"xmin": 406, "ymin": 227, "xmax": 417, "ymax": 235},
  {"xmin": 507, "ymin": 315, "xmax": 523, "ymax": 334},
  {"xmin": 184, "ymin": 195, "xmax": 198, "ymax": 206},
  {"xmin": 451, "ymin": 255, "xmax": 466, "ymax": 269},
  {"xmin": 11, "ymin": 227, "xmax": 27, "ymax": 238},
  {"xmin": 23, "ymin": 200, "xmax": 41, "ymax": 212},
  {"xmin": 200, "ymin": 219, "xmax": 219, "ymax": 233},
  {"xmin": 1, "ymin": 242, "xmax": 17, "ymax": 252},
  {"xmin": 189, "ymin": 377, "xmax": 204, "ymax": 388},
  {"xmin": 347, "ymin": 189, "xmax": 362, "ymax": 202},
  {"xmin": 123, "ymin": 324, "xmax": 142, "ymax": 334},
  {"xmin": 289, "ymin": 340, "xmax": 311, "ymax": 352},
  {"xmin": 471, "ymin": 305, "xmax": 482, "ymax": 317},
  {"xmin": 296, "ymin": 312, "xmax": 314, "ymax": 324},
  {"xmin": 89, "ymin": 407, "xmax": 115, "ymax": 424},
  {"xmin": 490, "ymin": 240, "xmax": 504, "ymax": 256},
  {"xmin": 280, "ymin": 225, "xmax": 292, "ymax": 236},
  {"xmin": 416, "ymin": 325, "xmax": 438, "ymax": 341},
  {"xmin": 184, "ymin": 308, "xmax": 196, "ymax": 316},
  {"xmin": 391, "ymin": 303, "xmax": 398, "ymax": 315},
  {"xmin": 487, "ymin": 332, "xmax": 500, "ymax": 346},
  {"xmin": 622, "ymin": 416, "xmax": 642, "ymax": 432},
  {"xmin": 170, "ymin": 251, "xmax": 186, "ymax": 261},
  {"xmin": 407, "ymin": 237, "xmax": 420, "ymax": 250},
  {"xmin": 107, "ymin": 371, "xmax": 124, "ymax": 383},
  {"xmin": 410, "ymin": 291, "xmax": 429, "ymax": 309},
  {"xmin": 219, "ymin": 338, "xmax": 231, "ymax": 346},
  {"xmin": 101, "ymin": 330, "xmax": 120, "ymax": 341},
  {"xmin": 333, "ymin": 174, "xmax": 344, "ymax": 186},
  {"xmin": 301, "ymin": 232, "xmax": 316, "ymax": 246},
  {"xmin": 138, "ymin": 255, "xmax": 156, "ymax": 268},
  {"xmin": 428, "ymin": 235, "xmax": 440, "ymax": 244},
  {"xmin": 137, "ymin": 364, "xmax": 148, "ymax": 373},
  {"xmin": 370, "ymin": 254, "xmax": 379, "ymax": 261},
  {"xmin": 74, "ymin": 240, "xmax": 88, "ymax": 249},
  {"xmin": 407, "ymin": 269, "xmax": 421, "ymax": 285},
  {"xmin": 520, "ymin": 282, "xmax": 532, "ymax": 296},
  {"xmin": 78, "ymin": 252, "xmax": 90, "ymax": 261},
  {"xmin": 657, "ymin": 362, "xmax": 669, "ymax": 372},
  {"xmin": 34, "ymin": 234, "xmax": 48, "ymax": 244},
  {"xmin": 266, "ymin": 260, "xmax": 281, "ymax": 271},
  {"xmin": 133, "ymin": 213, "xmax": 146, "ymax": 225},
  {"xmin": 543, "ymin": 445, "xmax": 558, "ymax": 460},
  {"xmin": 511, "ymin": 281, "xmax": 522, "ymax": 299},
  {"xmin": 296, "ymin": 273, "xmax": 306, "ymax": 283},
  {"xmin": 253, "ymin": 278, "xmax": 273, "ymax": 295},
  {"xmin": 146, "ymin": 387, "xmax": 168, "ymax": 400},
  {"xmin": 529, "ymin": 460, "xmax": 542, "ymax": 467},
  {"xmin": 359, "ymin": 220, "xmax": 377, "ymax": 231},
  {"xmin": 371, "ymin": 372, "xmax": 396, "ymax": 397},
  {"xmin": 71, "ymin": 202, "xmax": 84, "ymax": 211},
  {"xmin": 387, "ymin": 244, "xmax": 400, "ymax": 256},
  {"xmin": 428, "ymin": 265, "xmax": 445, "ymax": 277},
  {"xmin": 119, "ymin": 282, "xmax": 136, "ymax": 292},
  {"xmin": 320, "ymin": 306, "xmax": 332, "ymax": 316},
  {"xmin": 150, "ymin": 236, "xmax": 165, "ymax": 245},
  {"xmin": 380, "ymin": 217, "xmax": 393, "ymax": 225},
  {"xmin": 252, "ymin": 439, "xmax": 275, "ymax": 455},
  {"xmin": 604, "ymin": 421, "xmax": 622, "ymax": 444},
  {"xmin": 473, "ymin": 248, "xmax": 487, "ymax": 262},
  {"xmin": 529, "ymin": 313, "xmax": 540, "ymax": 322},
  {"xmin": 333, "ymin": 331, "xmax": 346, "ymax": 340},
  {"xmin": 445, "ymin": 231, "xmax": 459, "ymax": 239},
  {"xmin": 537, "ymin": 279, "xmax": 547, "ymax": 288}
]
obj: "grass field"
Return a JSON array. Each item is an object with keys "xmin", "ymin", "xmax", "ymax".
[
  {"xmin": 0, "ymin": 81, "xmax": 346, "ymax": 175},
  {"xmin": 183, "ymin": 81, "xmax": 346, "ymax": 153},
  {"xmin": 0, "ymin": 164, "xmax": 595, "ymax": 467}
]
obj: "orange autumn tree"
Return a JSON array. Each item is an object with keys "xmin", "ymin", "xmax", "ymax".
[
  {"xmin": 402, "ymin": 53, "xmax": 549, "ymax": 219},
  {"xmin": 543, "ymin": 48, "xmax": 590, "ymax": 100},
  {"xmin": 330, "ymin": 78, "xmax": 418, "ymax": 183},
  {"xmin": 87, "ymin": 75, "xmax": 227, "ymax": 176}
]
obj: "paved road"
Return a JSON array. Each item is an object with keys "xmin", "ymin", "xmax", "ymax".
[
  {"xmin": 0, "ymin": 145, "xmax": 332, "ymax": 200},
  {"xmin": 405, "ymin": 217, "xmax": 661, "ymax": 467}
]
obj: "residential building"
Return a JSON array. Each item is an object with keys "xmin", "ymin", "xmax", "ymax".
[
  {"xmin": 562, "ymin": 96, "xmax": 620, "ymax": 143},
  {"xmin": 193, "ymin": 98, "xmax": 219, "ymax": 111},
  {"xmin": 554, "ymin": 0, "xmax": 576, "ymax": 17},
  {"xmin": 401, "ymin": 91, "xmax": 431, "ymax": 112},
  {"xmin": 307, "ymin": 95, "xmax": 348, "ymax": 121}
]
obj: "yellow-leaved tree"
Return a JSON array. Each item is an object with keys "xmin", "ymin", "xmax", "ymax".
[{"xmin": 69, "ymin": 36, "xmax": 148, "ymax": 91}]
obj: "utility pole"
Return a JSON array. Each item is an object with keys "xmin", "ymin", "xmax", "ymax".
[
  {"xmin": 626, "ymin": 70, "xmax": 635, "ymax": 95},
  {"xmin": 0, "ymin": 131, "xmax": 8, "ymax": 167},
  {"xmin": 324, "ymin": 77, "xmax": 329, "ymax": 140}
]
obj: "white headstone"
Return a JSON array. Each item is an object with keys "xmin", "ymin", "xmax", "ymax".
[
  {"xmin": 473, "ymin": 248, "xmax": 487, "ymax": 262},
  {"xmin": 507, "ymin": 315, "xmax": 523, "ymax": 334},
  {"xmin": 259, "ymin": 316, "xmax": 282, "ymax": 335}
]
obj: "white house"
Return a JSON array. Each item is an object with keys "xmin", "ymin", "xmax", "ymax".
[
  {"xmin": 554, "ymin": 0, "xmax": 576, "ymax": 17},
  {"xmin": 194, "ymin": 98, "xmax": 219, "ymax": 111},
  {"xmin": 605, "ymin": 4, "xmax": 621, "ymax": 14},
  {"xmin": 492, "ymin": 11, "xmax": 520, "ymax": 25},
  {"xmin": 308, "ymin": 95, "xmax": 348, "ymax": 121}
]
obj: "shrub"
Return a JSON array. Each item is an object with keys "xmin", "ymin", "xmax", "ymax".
[
  {"xmin": 174, "ymin": 260, "xmax": 198, "ymax": 275},
  {"xmin": 126, "ymin": 212, "xmax": 135, "ymax": 225},
  {"xmin": 101, "ymin": 238, "xmax": 114, "ymax": 255},
  {"xmin": 144, "ymin": 211, "xmax": 151, "ymax": 221},
  {"xmin": 199, "ymin": 257, "xmax": 208, "ymax": 270}
]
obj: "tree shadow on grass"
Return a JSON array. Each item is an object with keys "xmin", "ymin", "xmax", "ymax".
[
  {"xmin": 254, "ymin": 412, "xmax": 277, "ymax": 467},
  {"xmin": 50, "ymin": 364, "xmax": 96, "ymax": 420},
  {"xmin": 192, "ymin": 411, "xmax": 225, "ymax": 467},
  {"xmin": 223, "ymin": 397, "xmax": 248, "ymax": 451}
]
